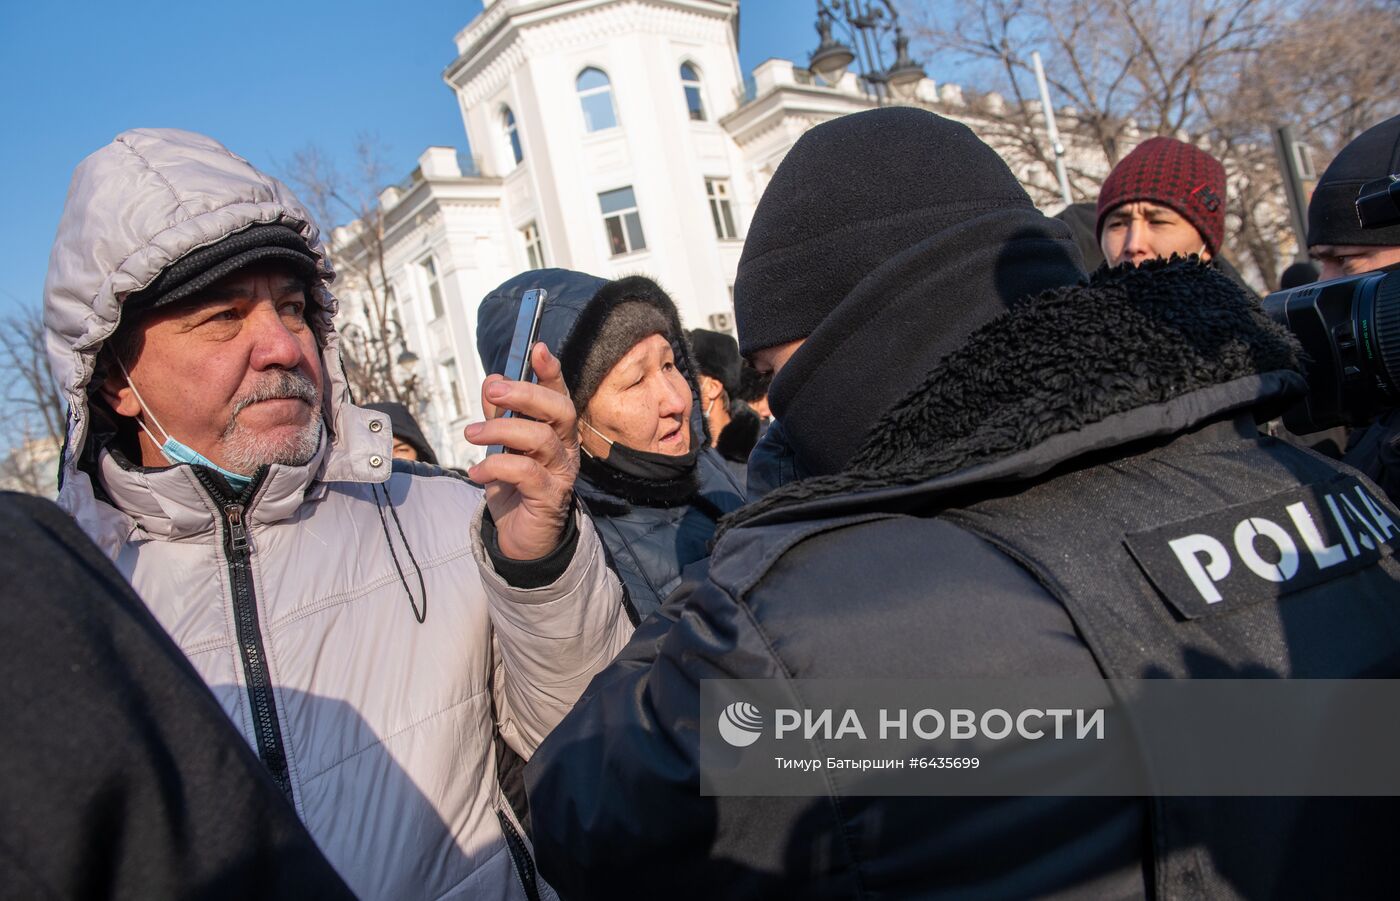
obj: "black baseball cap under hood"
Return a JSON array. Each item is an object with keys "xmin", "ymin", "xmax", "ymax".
[{"xmin": 124, "ymin": 224, "xmax": 322, "ymax": 313}]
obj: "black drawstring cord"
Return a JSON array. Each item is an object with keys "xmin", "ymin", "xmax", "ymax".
[{"xmin": 372, "ymin": 482, "xmax": 428, "ymax": 623}]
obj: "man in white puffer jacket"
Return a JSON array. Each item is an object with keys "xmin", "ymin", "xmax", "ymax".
[{"xmin": 43, "ymin": 128, "xmax": 633, "ymax": 900}]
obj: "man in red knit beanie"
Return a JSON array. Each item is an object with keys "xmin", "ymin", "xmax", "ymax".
[{"xmin": 1096, "ymin": 136, "xmax": 1227, "ymax": 267}]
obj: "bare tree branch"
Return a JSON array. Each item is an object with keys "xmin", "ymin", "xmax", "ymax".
[
  {"xmin": 0, "ymin": 306, "xmax": 64, "ymax": 495},
  {"xmin": 909, "ymin": 0, "xmax": 1399, "ymax": 288},
  {"xmin": 281, "ymin": 136, "xmax": 423, "ymax": 409}
]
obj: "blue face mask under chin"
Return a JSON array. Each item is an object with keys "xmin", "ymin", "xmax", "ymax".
[
  {"xmin": 117, "ymin": 360, "xmax": 254, "ymax": 491},
  {"xmin": 157, "ymin": 437, "xmax": 253, "ymax": 491}
]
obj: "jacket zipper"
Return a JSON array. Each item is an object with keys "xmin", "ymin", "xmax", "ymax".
[
  {"xmin": 199, "ymin": 471, "xmax": 294, "ymax": 801},
  {"xmin": 495, "ymin": 808, "xmax": 542, "ymax": 901}
]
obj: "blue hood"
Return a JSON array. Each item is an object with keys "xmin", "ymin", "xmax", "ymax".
[{"xmin": 476, "ymin": 268, "xmax": 608, "ymax": 378}]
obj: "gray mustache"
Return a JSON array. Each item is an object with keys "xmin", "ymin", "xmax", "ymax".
[{"xmin": 229, "ymin": 370, "xmax": 320, "ymax": 421}]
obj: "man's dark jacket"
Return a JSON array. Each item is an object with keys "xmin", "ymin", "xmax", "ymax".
[
  {"xmin": 524, "ymin": 261, "xmax": 1400, "ymax": 899},
  {"xmin": 744, "ymin": 417, "xmax": 805, "ymax": 502},
  {"xmin": 477, "ymin": 269, "xmax": 745, "ymax": 619},
  {"xmin": 0, "ymin": 492, "xmax": 351, "ymax": 900}
]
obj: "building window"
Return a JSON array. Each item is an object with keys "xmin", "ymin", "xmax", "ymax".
[
  {"xmin": 576, "ymin": 67, "xmax": 618, "ymax": 133},
  {"xmin": 706, "ymin": 178, "xmax": 738, "ymax": 240},
  {"xmin": 442, "ymin": 358, "xmax": 464, "ymax": 419},
  {"xmin": 421, "ymin": 257, "xmax": 444, "ymax": 320},
  {"xmin": 599, "ymin": 187, "xmax": 646, "ymax": 256},
  {"xmin": 522, "ymin": 221, "xmax": 545, "ymax": 270},
  {"xmin": 502, "ymin": 106, "xmax": 523, "ymax": 165},
  {"xmin": 680, "ymin": 62, "xmax": 706, "ymax": 121}
]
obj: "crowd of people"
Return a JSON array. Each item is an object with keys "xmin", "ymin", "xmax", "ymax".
[{"xmin": 5, "ymin": 105, "xmax": 1400, "ymax": 899}]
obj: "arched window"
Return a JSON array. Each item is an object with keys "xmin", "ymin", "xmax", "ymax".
[
  {"xmin": 502, "ymin": 106, "xmax": 523, "ymax": 165},
  {"xmin": 680, "ymin": 62, "xmax": 706, "ymax": 121},
  {"xmin": 576, "ymin": 67, "xmax": 618, "ymax": 132}
]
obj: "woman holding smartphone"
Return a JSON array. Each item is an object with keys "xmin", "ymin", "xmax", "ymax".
[{"xmin": 477, "ymin": 269, "xmax": 746, "ymax": 621}]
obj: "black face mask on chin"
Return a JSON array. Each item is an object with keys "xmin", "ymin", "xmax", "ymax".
[{"xmin": 580, "ymin": 418, "xmax": 700, "ymax": 482}]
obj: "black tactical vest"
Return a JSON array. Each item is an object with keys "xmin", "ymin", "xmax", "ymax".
[{"xmin": 943, "ymin": 415, "xmax": 1400, "ymax": 899}]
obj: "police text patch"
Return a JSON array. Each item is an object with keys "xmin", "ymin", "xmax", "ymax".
[{"xmin": 1125, "ymin": 477, "xmax": 1399, "ymax": 619}]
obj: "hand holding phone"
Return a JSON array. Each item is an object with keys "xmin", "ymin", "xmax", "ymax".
[
  {"xmin": 464, "ymin": 337, "xmax": 582, "ymax": 561},
  {"xmin": 463, "ymin": 286, "xmax": 582, "ymax": 560},
  {"xmin": 487, "ymin": 288, "xmax": 548, "ymax": 456}
]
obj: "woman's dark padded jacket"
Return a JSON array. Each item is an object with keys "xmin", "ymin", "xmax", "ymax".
[{"xmin": 477, "ymin": 269, "xmax": 745, "ymax": 619}]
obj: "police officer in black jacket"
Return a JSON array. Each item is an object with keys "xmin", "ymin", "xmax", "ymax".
[{"xmin": 524, "ymin": 108, "xmax": 1400, "ymax": 899}]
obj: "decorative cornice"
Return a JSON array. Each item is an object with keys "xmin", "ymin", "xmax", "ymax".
[
  {"xmin": 721, "ymin": 83, "xmax": 873, "ymax": 146},
  {"xmin": 445, "ymin": 0, "xmax": 735, "ymax": 103},
  {"xmin": 334, "ymin": 178, "xmax": 505, "ymax": 268},
  {"xmin": 451, "ymin": 40, "xmax": 529, "ymax": 110},
  {"xmin": 385, "ymin": 181, "xmax": 503, "ymax": 235}
]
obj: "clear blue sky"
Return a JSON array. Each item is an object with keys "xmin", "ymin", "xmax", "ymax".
[{"xmin": 0, "ymin": 0, "xmax": 821, "ymax": 317}]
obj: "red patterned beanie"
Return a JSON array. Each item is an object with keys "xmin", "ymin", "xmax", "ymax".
[{"xmin": 1095, "ymin": 136, "xmax": 1227, "ymax": 255}]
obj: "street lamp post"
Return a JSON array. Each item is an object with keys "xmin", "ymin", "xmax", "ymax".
[
  {"xmin": 809, "ymin": 0, "xmax": 926, "ymax": 103},
  {"xmin": 1031, "ymin": 51, "xmax": 1074, "ymax": 208},
  {"xmin": 339, "ymin": 318, "xmax": 420, "ymax": 407}
]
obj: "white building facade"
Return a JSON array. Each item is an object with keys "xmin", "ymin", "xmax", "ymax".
[
  {"xmin": 445, "ymin": 0, "xmax": 753, "ymax": 329},
  {"xmin": 329, "ymin": 0, "xmax": 1159, "ymax": 467}
]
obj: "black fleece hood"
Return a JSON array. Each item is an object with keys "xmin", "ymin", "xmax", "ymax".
[{"xmin": 723, "ymin": 259, "xmax": 1306, "ymax": 535}]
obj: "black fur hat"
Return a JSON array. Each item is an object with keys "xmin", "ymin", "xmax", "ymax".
[{"xmin": 687, "ymin": 328, "xmax": 741, "ymax": 395}]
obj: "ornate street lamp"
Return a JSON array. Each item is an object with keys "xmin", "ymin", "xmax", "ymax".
[
  {"xmin": 809, "ymin": 0, "xmax": 927, "ymax": 103},
  {"xmin": 810, "ymin": 7, "xmax": 855, "ymax": 85},
  {"xmin": 886, "ymin": 29, "xmax": 925, "ymax": 99},
  {"xmin": 340, "ymin": 317, "xmax": 420, "ymax": 407}
]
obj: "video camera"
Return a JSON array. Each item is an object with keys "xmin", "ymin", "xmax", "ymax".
[{"xmin": 1263, "ymin": 175, "xmax": 1400, "ymax": 433}]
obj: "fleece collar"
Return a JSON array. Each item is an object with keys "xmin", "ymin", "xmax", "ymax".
[{"xmin": 723, "ymin": 259, "xmax": 1306, "ymax": 535}]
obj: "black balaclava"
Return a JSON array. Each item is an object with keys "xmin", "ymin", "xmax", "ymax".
[{"xmin": 733, "ymin": 107, "xmax": 1085, "ymax": 477}]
